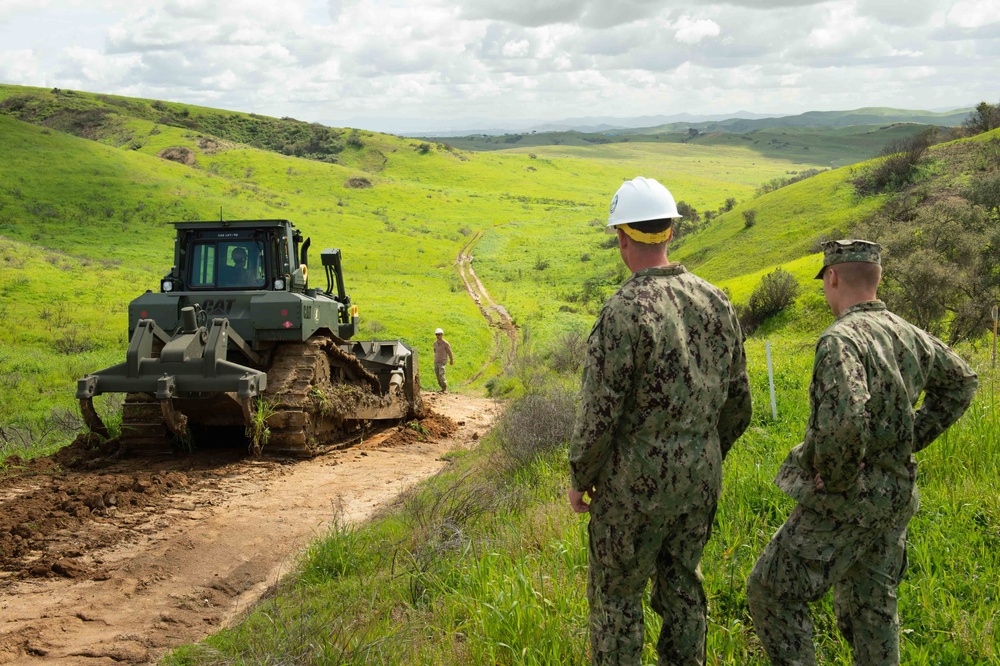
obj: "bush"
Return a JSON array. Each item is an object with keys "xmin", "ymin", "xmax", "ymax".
[
  {"xmin": 739, "ymin": 268, "xmax": 800, "ymax": 334},
  {"xmin": 853, "ymin": 129, "xmax": 936, "ymax": 196},
  {"xmin": 344, "ymin": 177, "xmax": 372, "ymax": 189},
  {"xmin": 546, "ymin": 329, "xmax": 588, "ymax": 375},
  {"xmin": 742, "ymin": 209, "xmax": 757, "ymax": 228},
  {"xmin": 491, "ymin": 385, "xmax": 577, "ymax": 470}
]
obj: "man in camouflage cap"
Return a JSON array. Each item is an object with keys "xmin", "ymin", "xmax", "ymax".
[
  {"xmin": 747, "ymin": 239, "xmax": 979, "ymax": 664},
  {"xmin": 568, "ymin": 176, "xmax": 752, "ymax": 664}
]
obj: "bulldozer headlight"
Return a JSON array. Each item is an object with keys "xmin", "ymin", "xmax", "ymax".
[
  {"xmin": 161, "ymin": 280, "xmax": 174, "ymax": 293},
  {"xmin": 273, "ymin": 278, "xmax": 286, "ymax": 290}
]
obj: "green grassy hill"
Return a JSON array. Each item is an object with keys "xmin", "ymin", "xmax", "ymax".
[{"xmin": 431, "ymin": 123, "xmax": 938, "ymax": 168}]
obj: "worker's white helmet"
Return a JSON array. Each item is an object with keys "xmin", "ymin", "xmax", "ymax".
[
  {"xmin": 606, "ymin": 177, "xmax": 681, "ymax": 233},
  {"xmin": 435, "ymin": 328, "xmax": 444, "ymax": 335}
]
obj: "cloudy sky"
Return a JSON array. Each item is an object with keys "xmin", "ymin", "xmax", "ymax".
[{"xmin": 1, "ymin": 0, "xmax": 997, "ymax": 133}]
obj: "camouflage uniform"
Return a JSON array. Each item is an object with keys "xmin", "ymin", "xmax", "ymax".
[
  {"xmin": 570, "ymin": 264, "xmax": 752, "ymax": 665},
  {"xmin": 747, "ymin": 241, "xmax": 979, "ymax": 665}
]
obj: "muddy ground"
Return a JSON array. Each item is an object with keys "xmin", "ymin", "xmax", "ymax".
[{"xmin": 0, "ymin": 393, "xmax": 499, "ymax": 665}]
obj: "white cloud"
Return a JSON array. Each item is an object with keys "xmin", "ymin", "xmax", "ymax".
[
  {"xmin": 502, "ymin": 39, "xmax": 531, "ymax": 57},
  {"xmin": 947, "ymin": 0, "xmax": 1000, "ymax": 29},
  {"xmin": 0, "ymin": 0, "xmax": 48, "ymax": 23},
  {"xmin": 0, "ymin": 49, "xmax": 42, "ymax": 84},
  {"xmin": 673, "ymin": 16, "xmax": 720, "ymax": 44},
  {"xmin": 0, "ymin": 0, "xmax": 995, "ymax": 129}
]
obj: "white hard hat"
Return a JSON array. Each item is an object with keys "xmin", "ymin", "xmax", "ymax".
[
  {"xmin": 606, "ymin": 177, "xmax": 681, "ymax": 233},
  {"xmin": 435, "ymin": 328, "xmax": 444, "ymax": 334}
]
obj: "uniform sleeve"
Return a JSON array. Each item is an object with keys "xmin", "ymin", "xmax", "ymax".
[
  {"xmin": 912, "ymin": 337, "xmax": 978, "ymax": 452},
  {"xmin": 806, "ymin": 335, "xmax": 871, "ymax": 493},
  {"xmin": 716, "ymin": 319, "xmax": 752, "ymax": 459},
  {"xmin": 568, "ymin": 308, "xmax": 634, "ymax": 492}
]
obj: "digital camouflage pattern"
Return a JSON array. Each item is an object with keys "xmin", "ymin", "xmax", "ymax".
[
  {"xmin": 813, "ymin": 239, "xmax": 882, "ymax": 279},
  {"xmin": 569, "ymin": 264, "xmax": 752, "ymax": 665},
  {"xmin": 747, "ymin": 300, "xmax": 978, "ymax": 665}
]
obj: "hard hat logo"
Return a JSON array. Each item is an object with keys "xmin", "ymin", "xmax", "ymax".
[{"xmin": 606, "ymin": 176, "xmax": 681, "ymax": 234}]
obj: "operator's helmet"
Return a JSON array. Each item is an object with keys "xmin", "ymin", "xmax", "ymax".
[
  {"xmin": 232, "ymin": 246, "xmax": 248, "ymax": 264},
  {"xmin": 435, "ymin": 328, "xmax": 444, "ymax": 335},
  {"xmin": 606, "ymin": 177, "xmax": 681, "ymax": 233}
]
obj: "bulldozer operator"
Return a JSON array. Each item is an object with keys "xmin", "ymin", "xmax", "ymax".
[{"xmin": 222, "ymin": 245, "xmax": 259, "ymax": 287}]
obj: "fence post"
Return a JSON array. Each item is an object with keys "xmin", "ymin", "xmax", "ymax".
[
  {"xmin": 766, "ymin": 341, "xmax": 777, "ymax": 420},
  {"xmin": 992, "ymin": 305, "xmax": 997, "ymax": 368}
]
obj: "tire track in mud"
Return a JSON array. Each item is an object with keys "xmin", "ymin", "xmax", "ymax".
[{"xmin": 456, "ymin": 230, "xmax": 519, "ymax": 381}]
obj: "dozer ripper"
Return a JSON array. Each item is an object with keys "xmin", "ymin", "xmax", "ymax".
[{"xmin": 77, "ymin": 219, "xmax": 422, "ymax": 456}]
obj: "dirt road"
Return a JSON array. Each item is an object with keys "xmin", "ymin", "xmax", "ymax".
[{"xmin": 0, "ymin": 393, "xmax": 499, "ymax": 665}]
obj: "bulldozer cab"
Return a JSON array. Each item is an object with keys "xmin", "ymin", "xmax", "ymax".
[
  {"xmin": 180, "ymin": 228, "xmax": 279, "ymax": 291},
  {"xmin": 189, "ymin": 240, "xmax": 267, "ymax": 289}
]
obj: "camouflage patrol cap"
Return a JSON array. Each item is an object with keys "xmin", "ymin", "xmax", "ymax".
[{"xmin": 815, "ymin": 239, "xmax": 882, "ymax": 279}]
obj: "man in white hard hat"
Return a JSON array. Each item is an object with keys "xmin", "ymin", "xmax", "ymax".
[
  {"xmin": 433, "ymin": 327, "xmax": 454, "ymax": 393},
  {"xmin": 568, "ymin": 176, "xmax": 752, "ymax": 664}
]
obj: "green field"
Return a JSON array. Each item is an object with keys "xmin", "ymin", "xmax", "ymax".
[{"xmin": 2, "ymin": 85, "xmax": 998, "ymax": 663}]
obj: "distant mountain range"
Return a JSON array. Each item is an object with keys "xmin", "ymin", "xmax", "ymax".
[{"xmin": 360, "ymin": 106, "xmax": 973, "ymax": 138}]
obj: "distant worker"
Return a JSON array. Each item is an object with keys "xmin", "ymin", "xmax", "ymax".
[
  {"xmin": 433, "ymin": 327, "xmax": 454, "ymax": 393},
  {"xmin": 568, "ymin": 176, "xmax": 752, "ymax": 664},
  {"xmin": 747, "ymin": 240, "xmax": 979, "ymax": 665}
]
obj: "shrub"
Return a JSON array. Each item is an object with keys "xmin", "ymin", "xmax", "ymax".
[
  {"xmin": 739, "ymin": 268, "xmax": 800, "ymax": 334},
  {"xmin": 491, "ymin": 385, "xmax": 577, "ymax": 470},
  {"xmin": 344, "ymin": 177, "xmax": 372, "ymax": 189},
  {"xmin": 546, "ymin": 329, "xmax": 588, "ymax": 375},
  {"xmin": 852, "ymin": 129, "xmax": 936, "ymax": 196},
  {"xmin": 742, "ymin": 209, "xmax": 757, "ymax": 228}
]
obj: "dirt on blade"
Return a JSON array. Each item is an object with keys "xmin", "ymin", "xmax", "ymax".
[{"xmin": 0, "ymin": 392, "xmax": 498, "ymax": 665}]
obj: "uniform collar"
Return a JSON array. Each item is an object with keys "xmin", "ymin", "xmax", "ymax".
[
  {"xmin": 838, "ymin": 300, "xmax": 886, "ymax": 319},
  {"xmin": 633, "ymin": 263, "xmax": 685, "ymax": 278}
]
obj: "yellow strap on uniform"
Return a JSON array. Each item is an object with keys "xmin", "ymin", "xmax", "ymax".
[{"xmin": 619, "ymin": 224, "xmax": 673, "ymax": 244}]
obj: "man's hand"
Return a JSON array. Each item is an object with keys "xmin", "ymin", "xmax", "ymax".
[
  {"xmin": 568, "ymin": 487, "xmax": 593, "ymax": 513},
  {"xmin": 814, "ymin": 474, "xmax": 825, "ymax": 492},
  {"xmin": 450, "ymin": 359, "xmax": 454, "ymax": 365}
]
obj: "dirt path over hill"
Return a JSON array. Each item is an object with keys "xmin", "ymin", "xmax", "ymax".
[
  {"xmin": 457, "ymin": 231, "xmax": 519, "ymax": 372},
  {"xmin": 0, "ymin": 393, "xmax": 499, "ymax": 665}
]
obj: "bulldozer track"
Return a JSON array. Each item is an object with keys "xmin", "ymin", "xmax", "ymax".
[
  {"xmin": 262, "ymin": 338, "xmax": 380, "ymax": 455},
  {"xmin": 119, "ymin": 337, "xmax": 394, "ymax": 457}
]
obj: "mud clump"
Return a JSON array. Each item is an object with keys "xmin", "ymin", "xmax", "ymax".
[{"xmin": 377, "ymin": 412, "xmax": 458, "ymax": 448}]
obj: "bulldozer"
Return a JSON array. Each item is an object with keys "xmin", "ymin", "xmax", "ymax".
[{"xmin": 77, "ymin": 219, "xmax": 422, "ymax": 456}]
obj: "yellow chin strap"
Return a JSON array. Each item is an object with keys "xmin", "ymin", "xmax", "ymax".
[{"xmin": 619, "ymin": 224, "xmax": 673, "ymax": 244}]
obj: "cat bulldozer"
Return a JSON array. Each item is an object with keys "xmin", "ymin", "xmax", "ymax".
[{"xmin": 77, "ymin": 219, "xmax": 422, "ymax": 456}]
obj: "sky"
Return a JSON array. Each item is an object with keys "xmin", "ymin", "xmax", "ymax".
[{"xmin": 0, "ymin": 0, "xmax": 998, "ymax": 134}]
